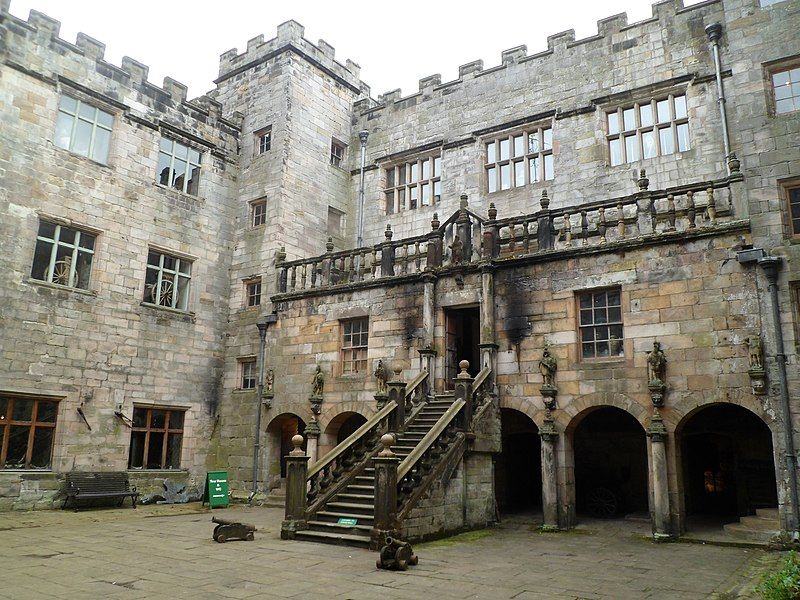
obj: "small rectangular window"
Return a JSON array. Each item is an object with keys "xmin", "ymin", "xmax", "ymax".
[
  {"xmin": 245, "ymin": 279, "xmax": 261, "ymax": 307},
  {"xmin": 143, "ymin": 249, "xmax": 192, "ymax": 311},
  {"xmin": 54, "ymin": 95, "xmax": 113, "ymax": 163},
  {"xmin": 785, "ymin": 184, "xmax": 800, "ymax": 238},
  {"xmin": 330, "ymin": 140, "xmax": 345, "ymax": 167},
  {"xmin": 341, "ymin": 318, "xmax": 369, "ymax": 374},
  {"xmin": 384, "ymin": 155, "xmax": 441, "ymax": 214},
  {"xmin": 157, "ymin": 136, "xmax": 201, "ymax": 195},
  {"xmin": 771, "ymin": 67, "xmax": 800, "ymax": 115},
  {"xmin": 128, "ymin": 407, "xmax": 185, "ymax": 469},
  {"xmin": 0, "ymin": 396, "xmax": 58, "ymax": 469},
  {"xmin": 255, "ymin": 126, "xmax": 272, "ymax": 154},
  {"xmin": 606, "ymin": 95, "xmax": 688, "ymax": 165},
  {"xmin": 252, "ymin": 201, "xmax": 267, "ymax": 227},
  {"xmin": 327, "ymin": 206, "xmax": 345, "ymax": 238},
  {"xmin": 31, "ymin": 221, "xmax": 96, "ymax": 289},
  {"xmin": 578, "ymin": 288, "xmax": 624, "ymax": 360},
  {"xmin": 239, "ymin": 358, "xmax": 257, "ymax": 390}
]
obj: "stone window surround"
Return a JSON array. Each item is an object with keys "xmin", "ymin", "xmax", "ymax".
[
  {"xmin": 576, "ymin": 286, "xmax": 624, "ymax": 361},
  {"xmin": 327, "ymin": 206, "xmax": 345, "ymax": 239},
  {"xmin": 0, "ymin": 393, "xmax": 60, "ymax": 471},
  {"xmin": 484, "ymin": 124, "xmax": 554, "ymax": 194},
  {"xmin": 340, "ymin": 317, "xmax": 369, "ymax": 376},
  {"xmin": 605, "ymin": 93, "xmax": 689, "ymax": 166},
  {"xmin": 765, "ymin": 57, "xmax": 800, "ymax": 116},
  {"xmin": 330, "ymin": 138, "xmax": 346, "ymax": 168},
  {"xmin": 128, "ymin": 405, "xmax": 186, "ymax": 470},
  {"xmin": 142, "ymin": 245, "xmax": 195, "ymax": 313},
  {"xmin": 244, "ymin": 278, "xmax": 262, "ymax": 308},
  {"xmin": 54, "ymin": 93, "xmax": 114, "ymax": 165},
  {"xmin": 255, "ymin": 125, "xmax": 272, "ymax": 155},
  {"xmin": 250, "ymin": 198, "xmax": 268, "ymax": 227},
  {"xmin": 30, "ymin": 216, "xmax": 100, "ymax": 291},
  {"xmin": 237, "ymin": 356, "xmax": 257, "ymax": 390},
  {"xmin": 779, "ymin": 177, "xmax": 800, "ymax": 239},
  {"xmin": 791, "ymin": 281, "xmax": 800, "ymax": 350},
  {"xmin": 383, "ymin": 153, "xmax": 442, "ymax": 215},
  {"xmin": 156, "ymin": 135, "xmax": 202, "ymax": 196}
]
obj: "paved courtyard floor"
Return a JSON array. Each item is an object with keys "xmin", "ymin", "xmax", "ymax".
[{"xmin": 0, "ymin": 503, "xmax": 783, "ymax": 599}]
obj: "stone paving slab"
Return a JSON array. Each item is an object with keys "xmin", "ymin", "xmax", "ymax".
[{"xmin": 0, "ymin": 504, "xmax": 775, "ymax": 599}]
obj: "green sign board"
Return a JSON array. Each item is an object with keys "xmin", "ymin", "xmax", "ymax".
[
  {"xmin": 337, "ymin": 517, "xmax": 358, "ymax": 526},
  {"xmin": 203, "ymin": 471, "xmax": 229, "ymax": 508}
]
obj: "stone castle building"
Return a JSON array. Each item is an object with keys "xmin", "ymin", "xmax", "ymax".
[{"xmin": 1, "ymin": 0, "xmax": 799, "ymax": 544}]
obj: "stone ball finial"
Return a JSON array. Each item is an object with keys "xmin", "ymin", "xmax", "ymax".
[
  {"xmin": 385, "ymin": 224, "xmax": 393, "ymax": 240},
  {"xmin": 326, "ymin": 237, "xmax": 335, "ymax": 252},
  {"xmin": 637, "ymin": 169, "xmax": 649, "ymax": 191},
  {"xmin": 290, "ymin": 434, "xmax": 305, "ymax": 456},
  {"xmin": 379, "ymin": 433, "xmax": 396, "ymax": 457},
  {"xmin": 392, "ymin": 365, "xmax": 403, "ymax": 378},
  {"xmin": 458, "ymin": 360, "xmax": 470, "ymax": 377},
  {"xmin": 431, "ymin": 213, "xmax": 440, "ymax": 230},
  {"xmin": 539, "ymin": 189, "xmax": 550, "ymax": 210},
  {"xmin": 488, "ymin": 202, "xmax": 497, "ymax": 220}
]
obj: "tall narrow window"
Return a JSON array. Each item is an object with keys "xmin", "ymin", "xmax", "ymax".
[
  {"xmin": 384, "ymin": 155, "xmax": 441, "ymax": 214},
  {"xmin": 330, "ymin": 140, "xmax": 345, "ymax": 167},
  {"xmin": 245, "ymin": 279, "xmax": 261, "ymax": 307},
  {"xmin": 485, "ymin": 127, "xmax": 553, "ymax": 193},
  {"xmin": 128, "ymin": 407, "xmax": 184, "ymax": 470},
  {"xmin": 143, "ymin": 250, "xmax": 192, "ymax": 311},
  {"xmin": 785, "ymin": 184, "xmax": 800, "ymax": 237},
  {"xmin": 255, "ymin": 126, "xmax": 272, "ymax": 154},
  {"xmin": 0, "ymin": 396, "xmax": 58, "ymax": 469},
  {"xmin": 578, "ymin": 288, "xmax": 624, "ymax": 359},
  {"xmin": 251, "ymin": 200, "xmax": 267, "ymax": 227},
  {"xmin": 606, "ymin": 95, "xmax": 689, "ymax": 166},
  {"xmin": 327, "ymin": 206, "xmax": 345, "ymax": 239},
  {"xmin": 31, "ymin": 221, "xmax": 96, "ymax": 290},
  {"xmin": 341, "ymin": 318, "xmax": 369, "ymax": 374},
  {"xmin": 157, "ymin": 137, "xmax": 201, "ymax": 195},
  {"xmin": 54, "ymin": 95, "xmax": 113, "ymax": 163},
  {"xmin": 239, "ymin": 358, "xmax": 257, "ymax": 389}
]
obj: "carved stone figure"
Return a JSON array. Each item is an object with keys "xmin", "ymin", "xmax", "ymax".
[
  {"xmin": 374, "ymin": 359, "xmax": 388, "ymax": 394},
  {"xmin": 646, "ymin": 341, "xmax": 667, "ymax": 386},
  {"xmin": 311, "ymin": 365, "xmax": 325, "ymax": 397},
  {"xmin": 746, "ymin": 335, "xmax": 764, "ymax": 371},
  {"xmin": 449, "ymin": 235, "xmax": 464, "ymax": 264},
  {"xmin": 539, "ymin": 347, "xmax": 557, "ymax": 388},
  {"xmin": 265, "ymin": 369, "xmax": 274, "ymax": 393}
]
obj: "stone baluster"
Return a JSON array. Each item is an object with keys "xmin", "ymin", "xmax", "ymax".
[
  {"xmin": 563, "ymin": 213, "xmax": 572, "ymax": 247},
  {"xmin": 300, "ymin": 264, "xmax": 307, "ymax": 289},
  {"xmin": 310, "ymin": 260, "xmax": 318, "ymax": 288},
  {"xmin": 706, "ymin": 187, "xmax": 717, "ymax": 224},
  {"xmin": 453, "ymin": 360, "xmax": 474, "ymax": 429},
  {"xmin": 280, "ymin": 435, "xmax": 309, "ymax": 540},
  {"xmin": 415, "ymin": 241, "xmax": 422, "ymax": 272},
  {"xmin": 537, "ymin": 190, "xmax": 554, "ymax": 250},
  {"xmin": 666, "ymin": 194, "xmax": 676, "ymax": 232},
  {"xmin": 598, "ymin": 207, "xmax": 607, "ymax": 244},
  {"xmin": 617, "ymin": 203, "xmax": 625, "ymax": 239},
  {"xmin": 371, "ymin": 248, "xmax": 378, "ymax": 278},
  {"xmin": 387, "ymin": 366, "xmax": 407, "ymax": 432},
  {"xmin": 522, "ymin": 220, "xmax": 531, "ymax": 254},
  {"xmin": 687, "ymin": 191, "xmax": 696, "ymax": 229},
  {"xmin": 381, "ymin": 225, "xmax": 395, "ymax": 277},
  {"xmin": 290, "ymin": 265, "xmax": 297, "ymax": 292},
  {"xmin": 323, "ymin": 238, "xmax": 335, "ymax": 285},
  {"xmin": 427, "ymin": 212, "xmax": 443, "ymax": 269},
  {"xmin": 580, "ymin": 210, "xmax": 588, "ymax": 245},
  {"xmin": 371, "ymin": 434, "xmax": 399, "ymax": 550}
]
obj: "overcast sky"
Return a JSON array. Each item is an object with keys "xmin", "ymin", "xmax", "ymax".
[{"xmin": 8, "ymin": 0, "xmax": 703, "ymax": 100}]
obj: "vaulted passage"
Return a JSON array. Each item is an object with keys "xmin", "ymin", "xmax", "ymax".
[
  {"xmin": 444, "ymin": 307, "xmax": 480, "ymax": 387},
  {"xmin": 266, "ymin": 413, "xmax": 306, "ymax": 480},
  {"xmin": 573, "ymin": 407, "xmax": 648, "ymax": 518},
  {"xmin": 319, "ymin": 412, "xmax": 368, "ymax": 458},
  {"xmin": 495, "ymin": 408, "xmax": 541, "ymax": 514},
  {"xmin": 680, "ymin": 404, "xmax": 777, "ymax": 519}
]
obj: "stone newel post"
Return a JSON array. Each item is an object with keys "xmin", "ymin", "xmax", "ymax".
[
  {"xmin": 453, "ymin": 360, "xmax": 474, "ymax": 429},
  {"xmin": 539, "ymin": 414, "xmax": 559, "ymax": 530},
  {"xmin": 304, "ymin": 418, "xmax": 320, "ymax": 465},
  {"xmin": 387, "ymin": 366, "xmax": 407, "ymax": 432},
  {"xmin": 281, "ymin": 435, "xmax": 309, "ymax": 540},
  {"xmin": 371, "ymin": 434, "xmax": 399, "ymax": 550},
  {"xmin": 418, "ymin": 346, "xmax": 437, "ymax": 398},
  {"xmin": 648, "ymin": 411, "xmax": 672, "ymax": 540}
]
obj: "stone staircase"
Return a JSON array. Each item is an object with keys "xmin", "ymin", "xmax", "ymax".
[
  {"xmin": 723, "ymin": 508, "xmax": 780, "ymax": 544},
  {"xmin": 295, "ymin": 395, "xmax": 455, "ymax": 548}
]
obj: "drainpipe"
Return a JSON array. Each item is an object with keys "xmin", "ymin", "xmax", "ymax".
[
  {"xmin": 705, "ymin": 23, "xmax": 732, "ymax": 175},
  {"xmin": 252, "ymin": 313, "xmax": 277, "ymax": 499},
  {"xmin": 356, "ymin": 130, "xmax": 369, "ymax": 256},
  {"xmin": 758, "ymin": 256, "xmax": 800, "ymax": 537}
]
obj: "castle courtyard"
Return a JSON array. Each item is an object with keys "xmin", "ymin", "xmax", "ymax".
[{"xmin": 1, "ymin": 503, "xmax": 782, "ymax": 599}]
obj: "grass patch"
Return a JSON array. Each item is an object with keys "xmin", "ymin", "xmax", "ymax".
[
  {"xmin": 758, "ymin": 551, "xmax": 800, "ymax": 600},
  {"xmin": 417, "ymin": 529, "xmax": 494, "ymax": 548}
]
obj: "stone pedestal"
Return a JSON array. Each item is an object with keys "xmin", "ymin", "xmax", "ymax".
[
  {"xmin": 371, "ymin": 434, "xmax": 399, "ymax": 550},
  {"xmin": 422, "ymin": 272, "xmax": 436, "ymax": 347},
  {"xmin": 309, "ymin": 394, "xmax": 323, "ymax": 415},
  {"xmin": 648, "ymin": 412, "xmax": 672, "ymax": 540},
  {"xmin": 453, "ymin": 360, "xmax": 474, "ymax": 429},
  {"xmin": 304, "ymin": 418, "xmax": 320, "ymax": 465},
  {"xmin": 539, "ymin": 414, "xmax": 559, "ymax": 530},
  {"xmin": 418, "ymin": 347, "xmax": 436, "ymax": 398},
  {"xmin": 387, "ymin": 368, "xmax": 407, "ymax": 432},
  {"xmin": 281, "ymin": 435, "xmax": 309, "ymax": 540}
]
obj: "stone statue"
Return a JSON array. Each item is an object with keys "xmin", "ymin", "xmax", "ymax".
[
  {"xmin": 539, "ymin": 347, "xmax": 557, "ymax": 388},
  {"xmin": 449, "ymin": 235, "xmax": 463, "ymax": 264},
  {"xmin": 646, "ymin": 341, "xmax": 667, "ymax": 386},
  {"xmin": 265, "ymin": 369, "xmax": 274, "ymax": 393},
  {"xmin": 374, "ymin": 359, "xmax": 388, "ymax": 394},
  {"xmin": 311, "ymin": 365, "xmax": 325, "ymax": 397},
  {"xmin": 746, "ymin": 335, "xmax": 764, "ymax": 371}
]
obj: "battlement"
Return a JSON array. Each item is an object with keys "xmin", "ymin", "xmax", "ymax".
[
  {"xmin": 0, "ymin": 2, "xmax": 229, "ymax": 120},
  {"xmin": 217, "ymin": 19, "xmax": 369, "ymax": 96},
  {"xmin": 365, "ymin": 0, "xmax": 722, "ymax": 116}
]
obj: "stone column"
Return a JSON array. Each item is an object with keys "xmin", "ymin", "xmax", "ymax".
[
  {"xmin": 422, "ymin": 272, "xmax": 436, "ymax": 347},
  {"xmin": 453, "ymin": 360, "xmax": 474, "ymax": 428},
  {"xmin": 480, "ymin": 264, "xmax": 495, "ymax": 346},
  {"xmin": 280, "ymin": 435, "xmax": 309, "ymax": 540},
  {"xmin": 371, "ymin": 434, "xmax": 399, "ymax": 550},
  {"xmin": 304, "ymin": 417, "xmax": 320, "ymax": 465},
  {"xmin": 648, "ymin": 411, "xmax": 672, "ymax": 540},
  {"xmin": 539, "ymin": 413, "xmax": 559, "ymax": 530},
  {"xmin": 418, "ymin": 346, "xmax": 437, "ymax": 399},
  {"xmin": 387, "ymin": 367, "xmax": 407, "ymax": 432}
]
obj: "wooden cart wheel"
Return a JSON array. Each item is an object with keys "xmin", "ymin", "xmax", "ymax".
[
  {"xmin": 395, "ymin": 547, "xmax": 410, "ymax": 571},
  {"xmin": 587, "ymin": 486, "xmax": 618, "ymax": 518},
  {"xmin": 51, "ymin": 259, "xmax": 71, "ymax": 285},
  {"xmin": 213, "ymin": 525, "xmax": 221, "ymax": 540},
  {"xmin": 246, "ymin": 531, "xmax": 254, "ymax": 541},
  {"xmin": 156, "ymin": 279, "xmax": 173, "ymax": 306}
]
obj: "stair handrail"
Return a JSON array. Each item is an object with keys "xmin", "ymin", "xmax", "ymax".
[
  {"xmin": 404, "ymin": 370, "xmax": 428, "ymax": 405},
  {"xmin": 472, "ymin": 365, "xmax": 490, "ymax": 394},
  {"xmin": 397, "ymin": 398, "xmax": 465, "ymax": 481},
  {"xmin": 308, "ymin": 400, "xmax": 396, "ymax": 479}
]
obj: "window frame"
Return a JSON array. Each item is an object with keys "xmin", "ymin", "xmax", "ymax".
[
  {"xmin": 330, "ymin": 139, "xmax": 346, "ymax": 168},
  {"xmin": 605, "ymin": 94, "xmax": 689, "ymax": 166},
  {"xmin": 143, "ymin": 249, "xmax": 193, "ymax": 312},
  {"xmin": 384, "ymin": 154, "xmax": 442, "ymax": 214},
  {"xmin": 54, "ymin": 94, "xmax": 114, "ymax": 164},
  {"xmin": 341, "ymin": 318, "xmax": 369, "ymax": 375},
  {"xmin": 577, "ymin": 287, "xmax": 624, "ymax": 361},
  {"xmin": 238, "ymin": 357, "xmax": 258, "ymax": 390},
  {"xmin": 769, "ymin": 63, "xmax": 800, "ymax": 116},
  {"xmin": 327, "ymin": 206, "xmax": 345, "ymax": 239},
  {"xmin": 156, "ymin": 136, "xmax": 202, "ymax": 196},
  {"xmin": 128, "ymin": 406, "xmax": 185, "ymax": 470},
  {"xmin": 255, "ymin": 126, "xmax": 272, "ymax": 155},
  {"xmin": 0, "ymin": 395, "xmax": 59, "ymax": 470},
  {"xmin": 485, "ymin": 126, "xmax": 553, "ymax": 194},
  {"xmin": 244, "ymin": 278, "xmax": 262, "ymax": 308},
  {"xmin": 31, "ymin": 220, "xmax": 97, "ymax": 290},
  {"xmin": 251, "ymin": 200, "xmax": 267, "ymax": 227},
  {"xmin": 781, "ymin": 180, "xmax": 800, "ymax": 238}
]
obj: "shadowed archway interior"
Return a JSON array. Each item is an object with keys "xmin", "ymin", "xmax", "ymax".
[
  {"xmin": 573, "ymin": 406, "xmax": 648, "ymax": 519},
  {"xmin": 266, "ymin": 413, "xmax": 306, "ymax": 479},
  {"xmin": 496, "ymin": 408, "xmax": 541, "ymax": 513}
]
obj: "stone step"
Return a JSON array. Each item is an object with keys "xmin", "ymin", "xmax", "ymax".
[
  {"xmin": 353, "ymin": 476, "xmax": 374, "ymax": 485},
  {"xmin": 294, "ymin": 529, "xmax": 371, "ymax": 549},
  {"xmin": 738, "ymin": 514, "xmax": 780, "ymax": 531},
  {"xmin": 756, "ymin": 508, "xmax": 779, "ymax": 520},
  {"xmin": 326, "ymin": 501, "xmax": 374, "ymax": 515},
  {"xmin": 306, "ymin": 520, "xmax": 373, "ymax": 535},
  {"xmin": 336, "ymin": 493, "xmax": 374, "ymax": 504},
  {"xmin": 723, "ymin": 521, "xmax": 780, "ymax": 543},
  {"xmin": 346, "ymin": 484, "xmax": 374, "ymax": 493},
  {"xmin": 316, "ymin": 510, "xmax": 374, "ymax": 524}
]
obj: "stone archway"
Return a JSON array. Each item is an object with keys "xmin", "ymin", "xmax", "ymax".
[
  {"xmin": 496, "ymin": 408, "xmax": 542, "ymax": 514},
  {"xmin": 318, "ymin": 411, "xmax": 368, "ymax": 459},
  {"xmin": 265, "ymin": 412, "xmax": 306, "ymax": 492}
]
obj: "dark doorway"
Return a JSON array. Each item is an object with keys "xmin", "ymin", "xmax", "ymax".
[
  {"xmin": 445, "ymin": 306, "xmax": 480, "ymax": 388},
  {"xmin": 496, "ymin": 408, "xmax": 541, "ymax": 513},
  {"xmin": 573, "ymin": 406, "xmax": 648, "ymax": 518},
  {"xmin": 267, "ymin": 413, "xmax": 306, "ymax": 479},
  {"xmin": 336, "ymin": 413, "xmax": 368, "ymax": 444},
  {"xmin": 680, "ymin": 404, "xmax": 777, "ymax": 519}
]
